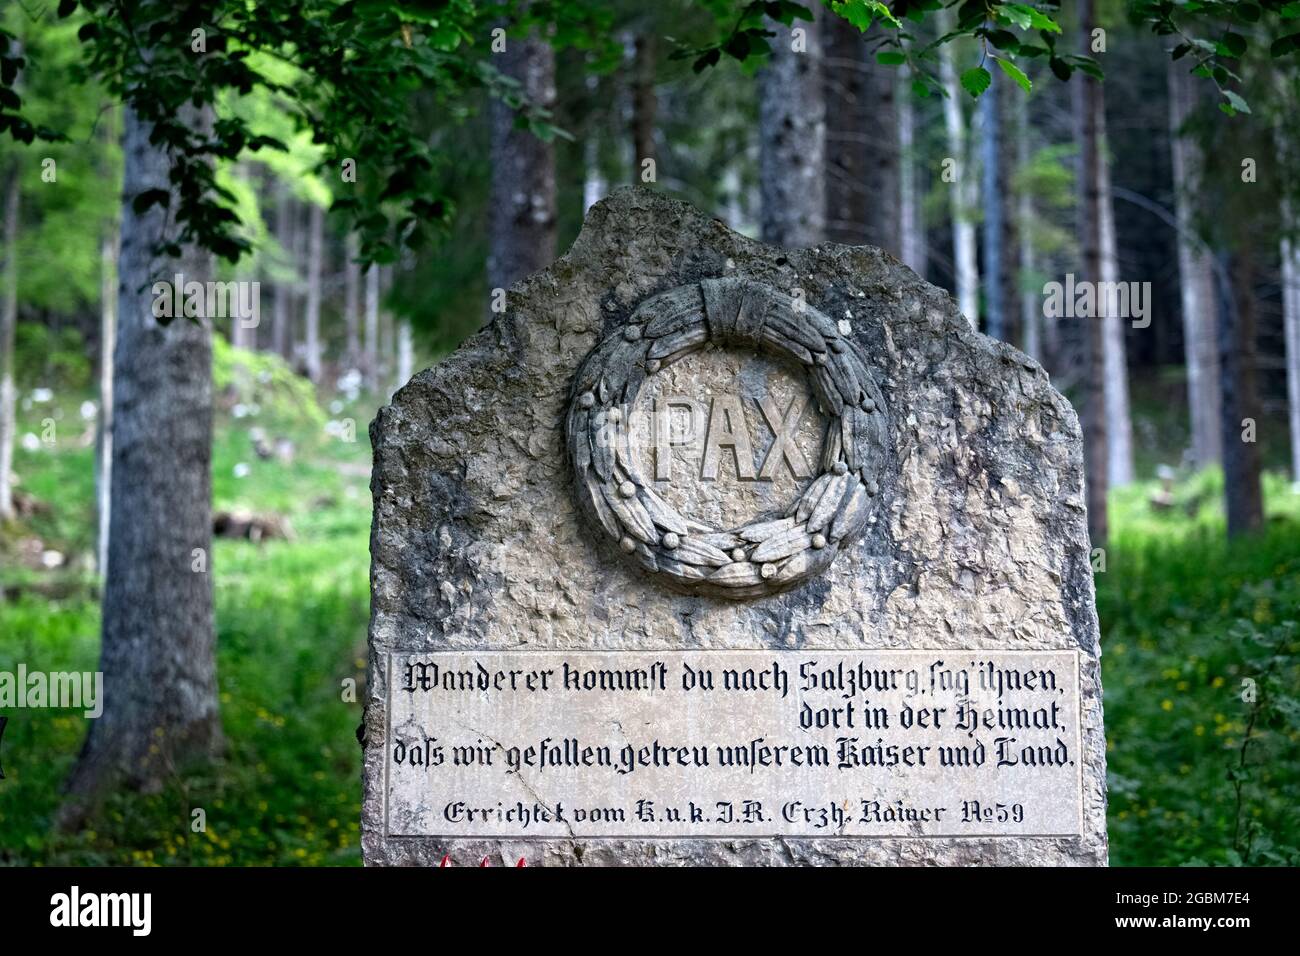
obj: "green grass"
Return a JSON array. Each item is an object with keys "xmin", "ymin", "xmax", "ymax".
[
  {"xmin": 1098, "ymin": 471, "xmax": 1300, "ymax": 866},
  {"xmin": 1, "ymin": 375, "xmax": 374, "ymax": 865},
  {"xmin": 1, "ymin": 363, "xmax": 1298, "ymax": 866}
]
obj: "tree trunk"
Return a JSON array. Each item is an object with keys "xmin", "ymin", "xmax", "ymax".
[
  {"xmin": 822, "ymin": 14, "xmax": 863, "ymax": 244},
  {"xmin": 1099, "ymin": 115, "xmax": 1134, "ymax": 486},
  {"xmin": 60, "ymin": 105, "xmax": 221, "ymax": 823},
  {"xmin": 96, "ymin": 104, "xmax": 120, "ymax": 573},
  {"xmin": 898, "ymin": 62, "xmax": 926, "ymax": 275},
  {"xmin": 0, "ymin": 49, "xmax": 21, "ymax": 523},
  {"xmin": 229, "ymin": 164, "xmax": 253, "ymax": 351},
  {"xmin": 758, "ymin": 13, "xmax": 825, "ymax": 247},
  {"xmin": 823, "ymin": 18, "xmax": 899, "ymax": 252},
  {"xmin": 487, "ymin": 31, "xmax": 556, "ymax": 301},
  {"xmin": 1284, "ymin": 217, "xmax": 1300, "ymax": 487},
  {"xmin": 1074, "ymin": 0, "xmax": 1108, "ymax": 546},
  {"xmin": 397, "ymin": 319, "xmax": 413, "ymax": 392},
  {"xmin": 96, "ymin": 229, "xmax": 118, "ymax": 575},
  {"xmin": 937, "ymin": 20, "xmax": 979, "ymax": 328},
  {"xmin": 364, "ymin": 264, "xmax": 379, "ymax": 393},
  {"xmin": 0, "ymin": 163, "xmax": 17, "ymax": 522},
  {"xmin": 583, "ymin": 137, "xmax": 606, "ymax": 213},
  {"xmin": 1274, "ymin": 83, "xmax": 1300, "ymax": 488},
  {"xmin": 273, "ymin": 183, "xmax": 294, "ymax": 361},
  {"xmin": 632, "ymin": 34, "xmax": 657, "ymax": 175},
  {"xmin": 998, "ymin": 75, "xmax": 1022, "ymax": 348},
  {"xmin": 981, "ymin": 71, "xmax": 1005, "ymax": 340},
  {"xmin": 380, "ymin": 264, "xmax": 394, "ymax": 397},
  {"xmin": 303, "ymin": 201, "xmax": 323, "ymax": 383},
  {"xmin": 1218, "ymin": 250, "xmax": 1265, "ymax": 536},
  {"xmin": 1167, "ymin": 62, "xmax": 1221, "ymax": 469},
  {"xmin": 289, "ymin": 197, "xmax": 307, "ymax": 372},
  {"xmin": 344, "ymin": 232, "xmax": 360, "ymax": 370},
  {"xmin": 1018, "ymin": 90, "xmax": 1041, "ymax": 361}
]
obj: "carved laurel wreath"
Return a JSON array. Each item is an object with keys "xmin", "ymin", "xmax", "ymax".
[{"xmin": 566, "ymin": 277, "xmax": 887, "ymax": 598}]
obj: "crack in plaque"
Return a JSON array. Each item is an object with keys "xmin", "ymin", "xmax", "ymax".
[{"xmin": 454, "ymin": 718, "xmax": 580, "ymax": 844}]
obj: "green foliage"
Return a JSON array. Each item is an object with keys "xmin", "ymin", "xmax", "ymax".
[
  {"xmin": 0, "ymin": 534, "xmax": 370, "ymax": 865},
  {"xmin": 960, "ymin": 65, "xmax": 991, "ymax": 97},
  {"xmin": 672, "ymin": 0, "xmax": 815, "ymax": 73},
  {"xmin": 680, "ymin": 0, "xmax": 1085, "ymax": 96},
  {"xmin": 995, "ymin": 55, "xmax": 1032, "ymax": 92},
  {"xmin": 0, "ymin": 6, "xmax": 120, "ymax": 315},
  {"xmin": 1099, "ymin": 382, "xmax": 1300, "ymax": 865},
  {"xmin": 213, "ymin": 337, "xmax": 326, "ymax": 430},
  {"xmin": 13, "ymin": 322, "xmax": 92, "ymax": 392},
  {"xmin": 0, "ymin": 390, "xmax": 99, "ymax": 567},
  {"xmin": 995, "ymin": 3, "xmax": 1061, "ymax": 34},
  {"xmin": 1099, "ymin": 512, "xmax": 1300, "ymax": 865},
  {"xmin": 683, "ymin": 0, "xmax": 1300, "ymax": 109},
  {"xmin": 1137, "ymin": 0, "xmax": 1300, "ymax": 114},
  {"xmin": 2, "ymin": 0, "xmax": 614, "ymax": 266},
  {"xmin": 834, "ymin": 1, "xmax": 900, "ymax": 33},
  {"xmin": 0, "ymin": 390, "xmax": 375, "ymax": 865}
]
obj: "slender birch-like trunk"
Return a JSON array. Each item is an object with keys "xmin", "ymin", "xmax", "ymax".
[
  {"xmin": 1099, "ymin": 120, "xmax": 1134, "ymax": 486},
  {"xmin": 344, "ymin": 232, "xmax": 360, "ymax": 370},
  {"xmin": 1167, "ymin": 62, "xmax": 1221, "ymax": 468},
  {"xmin": 0, "ymin": 164, "xmax": 18, "ymax": 521},
  {"xmin": 364, "ymin": 264, "xmax": 379, "ymax": 394},
  {"xmin": 303, "ymin": 202, "xmax": 323, "ymax": 383},
  {"xmin": 1283, "ymin": 214, "xmax": 1300, "ymax": 487},
  {"xmin": 938, "ymin": 23, "xmax": 979, "ymax": 328},
  {"xmin": 96, "ymin": 229, "xmax": 118, "ymax": 574}
]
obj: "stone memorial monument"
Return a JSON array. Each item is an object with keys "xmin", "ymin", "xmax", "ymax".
[{"xmin": 362, "ymin": 187, "xmax": 1107, "ymax": 866}]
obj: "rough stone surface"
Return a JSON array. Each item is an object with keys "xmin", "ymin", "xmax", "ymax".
[{"xmin": 362, "ymin": 187, "xmax": 1107, "ymax": 866}]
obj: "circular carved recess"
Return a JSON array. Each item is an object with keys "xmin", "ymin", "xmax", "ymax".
[{"xmin": 566, "ymin": 277, "xmax": 887, "ymax": 598}]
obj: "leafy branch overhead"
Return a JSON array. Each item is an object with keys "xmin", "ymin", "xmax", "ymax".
[
  {"xmin": 675, "ymin": 0, "xmax": 1080, "ymax": 92},
  {"xmin": 682, "ymin": 0, "xmax": 1299, "ymax": 114},
  {"xmin": 0, "ymin": 0, "xmax": 614, "ymax": 265},
  {"xmin": 1138, "ymin": 0, "xmax": 1300, "ymax": 115}
]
